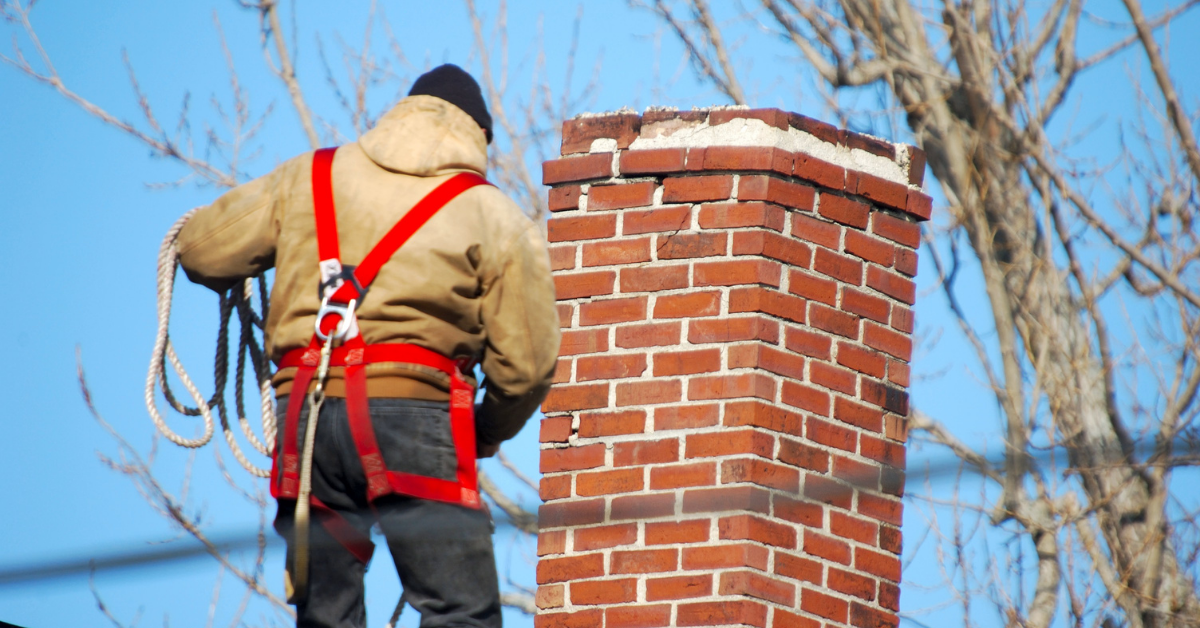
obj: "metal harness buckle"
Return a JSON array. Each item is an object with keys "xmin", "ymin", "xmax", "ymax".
[{"xmin": 314, "ymin": 296, "xmax": 358, "ymax": 342}]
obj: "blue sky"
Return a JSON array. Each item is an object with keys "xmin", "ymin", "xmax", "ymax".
[{"xmin": 1, "ymin": 1, "xmax": 1197, "ymax": 627}]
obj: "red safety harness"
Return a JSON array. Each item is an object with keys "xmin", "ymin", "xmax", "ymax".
[{"xmin": 270, "ymin": 147, "xmax": 490, "ymax": 563}]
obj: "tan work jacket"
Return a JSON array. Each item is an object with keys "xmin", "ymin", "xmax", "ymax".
[{"xmin": 176, "ymin": 95, "xmax": 560, "ymax": 445}]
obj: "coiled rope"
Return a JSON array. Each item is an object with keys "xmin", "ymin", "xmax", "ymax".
[{"xmin": 146, "ymin": 210, "xmax": 277, "ymax": 478}]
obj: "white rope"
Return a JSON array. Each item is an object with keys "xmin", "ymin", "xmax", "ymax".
[{"xmin": 146, "ymin": 211, "xmax": 276, "ymax": 478}]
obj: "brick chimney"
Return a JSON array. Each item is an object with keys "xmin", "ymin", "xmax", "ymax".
[{"xmin": 535, "ymin": 107, "xmax": 929, "ymax": 628}]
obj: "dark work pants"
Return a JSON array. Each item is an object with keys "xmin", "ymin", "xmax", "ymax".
[{"xmin": 274, "ymin": 396, "xmax": 502, "ymax": 628}]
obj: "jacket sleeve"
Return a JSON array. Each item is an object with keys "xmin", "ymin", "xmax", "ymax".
[
  {"xmin": 475, "ymin": 222, "xmax": 562, "ymax": 446},
  {"xmin": 175, "ymin": 168, "xmax": 283, "ymax": 292}
]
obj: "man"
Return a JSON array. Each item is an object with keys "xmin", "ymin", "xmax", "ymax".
[{"xmin": 175, "ymin": 64, "xmax": 560, "ymax": 628}]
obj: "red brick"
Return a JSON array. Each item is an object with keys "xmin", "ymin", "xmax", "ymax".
[
  {"xmin": 699, "ymin": 146, "xmax": 794, "ymax": 174},
  {"xmin": 606, "ymin": 604, "xmax": 672, "ymax": 628},
  {"xmin": 867, "ymin": 266, "xmax": 915, "ymax": 305},
  {"xmin": 805, "ymin": 531, "xmax": 851, "ymax": 565},
  {"xmin": 623, "ymin": 206, "xmax": 691, "ymax": 235},
  {"xmin": 801, "ymin": 588, "xmax": 849, "ymax": 623},
  {"xmin": 805, "ymin": 475, "xmax": 854, "ymax": 509},
  {"xmin": 579, "ymin": 296, "xmax": 647, "ymax": 326},
  {"xmin": 775, "ymin": 552, "xmax": 823, "ymax": 585},
  {"xmin": 861, "ymin": 434, "xmax": 906, "ymax": 468},
  {"xmin": 778, "ymin": 437, "xmax": 831, "ymax": 472},
  {"xmin": 645, "ymin": 519, "xmax": 710, "ymax": 545},
  {"xmin": 836, "ymin": 343, "xmax": 886, "ymax": 379},
  {"xmin": 654, "ymin": 404, "xmax": 720, "ymax": 430},
  {"xmin": 887, "ymin": 359, "xmax": 909, "ymax": 387},
  {"xmin": 830, "ymin": 511, "xmax": 879, "ymax": 545},
  {"xmin": 843, "ymin": 131, "xmax": 895, "ymax": 159},
  {"xmin": 851, "ymin": 602, "xmax": 900, "ymax": 628},
  {"xmin": 721, "ymin": 458, "xmax": 800, "ymax": 493},
  {"xmin": 891, "ymin": 306, "xmax": 914, "ymax": 333},
  {"xmin": 559, "ymin": 328, "xmax": 608, "ymax": 356},
  {"xmin": 810, "ymin": 302, "xmax": 860, "ymax": 339},
  {"xmin": 860, "ymin": 379, "xmax": 909, "ymax": 415},
  {"xmin": 853, "ymin": 172, "xmax": 908, "ymax": 211},
  {"xmin": 834, "ymin": 396, "xmax": 884, "ymax": 432},
  {"xmin": 646, "ymin": 574, "xmax": 712, "ymax": 601},
  {"xmin": 732, "ymin": 230, "xmax": 812, "ymax": 268},
  {"xmin": 656, "ymin": 231, "xmax": 727, "ymax": 259},
  {"xmin": 806, "ymin": 418, "xmax": 857, "ymax": 453},
  {"xmin": 542, "ymin": 383, "xmax": 609, "ymax": 413},
  {"xmin": 540, "ymin": 475, "xmax": 571, "ymax": 500},
  {"xmin": 813, "ymin": 247, "xmax": 864, "ymax": 284},
  {"xmin": 582, "ymin": 238, "xmax": 651, "ymax": 267},
  {"xmin": 543, "ymin": 153, "xmax": 614, "ymax": 184},
  {"xmin": 616, "ymin": 321, "xmax": 681, "ymax": 348},
  {"xmin": 879, "ymin": 582, "xmax": 901, "ymax": 612},
  {"xmin": 611, "ymin": 493, "xmax": 676, "ymax": 520},
  {"xmin": 579, "ymin": 409, "xmax": 647, "ymax": 437},
  {"xmin": 555, "ymin": 271, "xmax": 615, "ymax": 300},
  {"xmin": 569, "ymin": 578, "xmax": 637, "ymax": 605},
  {"xmin": 794, "ymin": 154, "xmax": 846, "ymax": 190},
  {"xmin": 697, "ymin": 202, "xmax": 786, "ymax": 231},
  {"xmin": 694, "ymin": 259, "xmax": 781, "ymax": 288},
  {"xmin": 556, "ymin": 303, "xmax": 573, "ymax": 328},
  {"xmin": 539, "ymin": 500, "xmax": 606, "ymax": 530},
  {"xmin": 616, "ymin": 379, "xmax": 682, "ymax": 406},
  {"xmin": 842, "ymin": 288, "xmax": 891, "ymax": 324},
  {"xmin": 718, "ymin": 571, "xmax": 796, "ymax": 606},
  {"xmin": 881, "ymin": 466, "xmax": 905, "ymax": 496},
  {"xmin": 682, "ymin": 485, "xmax": 771, "ymax": 514},
  {"xmin": 539, "ymin": 530, "xmax": 566, "ymax": 556},
  {"xmin": 534, "ymin": 609, "xmax": 602, "ymax": 628},
  {"xmin": 791, "ymin": 213, "xmax": 841, "ymax": 249},
  {"xmin": 663, "ymin": 175, "xmax": 734, "ymax": 203},
  {"xmin": 871, "ymin": 212, "xmax": 920, "ymax": 248},
  {"xmin": 688, "ymin": 372, "xmax": 775, "ymax": 401},
  {"xmin": 541, "ymin": 416, "xmax": 572, "ymax": 443},
  {"xmin": 789, "ymin": 112, "xmax": 839, "ymax": 143},
  {"xmin": 879, "ymin": 526, "xmax": 902, "ymax": 554},
  {"xmin": 576, "ymin": 354, "xmax": 647, "ymax": 382},
  {"xmin": 884, "ymin": 415, "xmax": 908, "ymax": 443},
  {"xmin": 718, "ymin": 514, "xmax": 798, "ymax": 548},
  {"xmin": 654, "ymin": 291, "xmax": 721, "ymax": 319},
  {"xmin": 653, "ymin": 348, "xmax": 722, "ymax": 376},
  {"xmin": 856, "ymin": 547, "xmax": 902, "ymax": 582},
  {"xmin": 621, "ymin": 265, "xmax": 689, "ymax": 292},
  {"xmin": 549, "ymin": 245, "xmax": 576, "ymax": 271},
  {"xmin": 738, "ymin": 175, "xmax": 816, "ymax": 210},
  {"xmin": 723, "ymin": 400, "xmax": 803, "ymax": 434},
  {"xmin": 548, "ymin": 213, "xmax": 616, "ymax": 243},
  {"xmin": 894, "ymin": 247, "xmax": 918, "ymax": 276},
  {"xmin": 858, "ymin": 493, "xmax": 903, "ymax": 526},
  {"xmin": 610, "ymin": 549, "xmax": 677, "ymax": 574},
  {"xmin": 906, "ymin": 190, "xmax": 933, "ymax": 221},
  {"xmin": 677, "ymin": 600, "xmax": 768, "ymax": 628},
  {"xmin": 560, "ymin": 113, "xmax": 640, "ymax": 154},
  {"xmin": 548, "ymin": 186, "xmax": 582, "ymax": 212},
  {"xmin": 834, "ymin": 455, "xmax": 880, "ymax": 490},
  {"xmin": 809, "ymin": 361, "xmax": 857, "ymax": 396},
  {"xmin": 537, "ymin": 553, "xmax": 605, "ymax": 584},
  {"xmin": 686, "ymin": 429, "xmax": 774, "ymax": 459},
  {"xmin": 774, "ymin": 494, "xmax": 824, "ymax": 527},
  {"xmin": 819, "ymin": 194, "xmax": 869, "ymax": 228},
  {"xmin": 728, "ymin": 287, "xmax": 805, "ymax": 325},
  {"xmin": 620, "ymin": 148, "xmax": 687, "ymax": 175},
  {"xmin": 650, "ymin": 462, "xmax": 717, "ymax": 489},
  {"xmin": 784, "ymin": 326, "xmax": 832, "ymax": 359},
  {"xmin": 863, "ymin": 321, "xmax": 912, "ymax": 361},
  {"xmin": 588, "ymin": 182, "xmax": 656, "ymax": 210},
  {"xmin": 844, "ymin": 230, "xmax": 895, "ymax": 267},
  {"xmin": 780, "ymin": 381, "xmax": 830, "ymax": 416},
  {"xmin": 613, "ymin": 438, "xmax": 680, "ymax": 467},
  {"xmin": 682, "ymin": 543, "xmax": 769, "ymax": 571},
  {"xmin": 541, "ymin": 443, "xmax": 606, "ymax": 473},
  {"xmin": 709, "ymin": 107, "xmax": 790, "ymax": 130},
  {"xmin": 787, "ymin": 270, "xmax": 837, "ymax": 306},
  {"xmin": 689, "ymin": 316, "xmax": 779, "ymax": 344},
  {"xmin": 573, "ymin": 523, "xmax": 639, "ymax": 551}
]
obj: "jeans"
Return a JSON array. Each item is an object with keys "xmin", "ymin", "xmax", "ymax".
[{"xmin": 274, "ymin": 396, "xmax": 502, "ymax": 628}]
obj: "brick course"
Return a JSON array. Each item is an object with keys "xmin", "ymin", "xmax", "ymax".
[{"xmin": 539, "ymin": 108, "xmax": 925, "ymax": 628}]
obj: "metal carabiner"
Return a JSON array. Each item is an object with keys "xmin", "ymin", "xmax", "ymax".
[{"xmin": 314, "ymin": 296, "xmax": 358, "ymax": 342}]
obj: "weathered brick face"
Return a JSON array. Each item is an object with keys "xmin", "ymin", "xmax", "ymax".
[{"xmin": 538, "ymin": 107, "xmax": 928, "ymax": 628}]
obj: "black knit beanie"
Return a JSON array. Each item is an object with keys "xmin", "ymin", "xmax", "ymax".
[{"xmin": 408, "ymin": 64, "xmax": 494, "ymax": 144}]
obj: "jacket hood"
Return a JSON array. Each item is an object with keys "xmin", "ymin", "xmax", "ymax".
[{"xmin": 359, "ymin": 95, "xmax": 489, "ymax": 177}]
